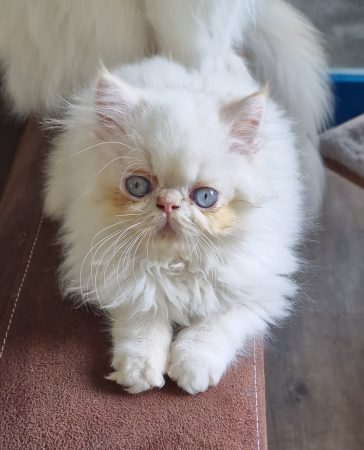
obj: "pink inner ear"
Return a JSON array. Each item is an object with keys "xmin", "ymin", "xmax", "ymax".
[
  {"xmin": 231, "ymin": 117, "xmax": 261, "ymax": 143},
  {"xmin": 222, "ymin": 92, "xmax": 266, "ymax": 155},
  {"xmin": 95, "ymin": 73, "xmax": 138, "ymax": 138}
]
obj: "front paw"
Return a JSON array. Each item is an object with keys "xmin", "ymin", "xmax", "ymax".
[
  {"xmin": 168, "ymin": 339, "xmax": 227, "ymax": 394},
  {"xmin": 106, "ymin": 351, "xmax": 166, "ymax": 394}
]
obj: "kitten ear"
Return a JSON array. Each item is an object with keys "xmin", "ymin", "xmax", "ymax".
[
  {"xmin": 95, "ymin": 68, "xmax": 140, "ymax": 138},
  {"xmin": 220, "ymin": 91, "xmax": 267, "ymax": 154}
]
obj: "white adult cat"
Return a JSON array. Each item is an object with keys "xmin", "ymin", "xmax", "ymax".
[
  {"xmin": 44, "ymin": 57, "xmax": 302, "ymax": 393},
  {"xmin": 0, "ymin": 0, "xmax": 330, "ymax": 136}
]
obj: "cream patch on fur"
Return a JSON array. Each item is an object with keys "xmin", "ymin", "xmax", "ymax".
[
  {"xmin": 105, "ymin": 186, "xmax": 135, "ymax": 216},
  {"xmin": 203, "ymin": 200, "xmax": 239, "ymax": 235}
]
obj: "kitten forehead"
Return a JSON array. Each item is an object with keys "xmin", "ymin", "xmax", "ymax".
[
  {"xmin": 152, "ymin": 152, "xmax": 198, "ymax": 187},
  {"xmin": 129, "ymin": 95, "xmax": 228, "ymax": 187}
]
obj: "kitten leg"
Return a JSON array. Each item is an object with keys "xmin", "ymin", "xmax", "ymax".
[
  {"xmin": 106, "ymin": 306, "xmax": 172, "ymax": 394},
  {"xmin": 168, "ymin": 307, "xmax": 267, "ymax": 394}
]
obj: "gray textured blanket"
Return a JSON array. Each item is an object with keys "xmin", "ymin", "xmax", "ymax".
[{"xmin": 320, "ymin": 115, "xmax": 364, "ymax": 180}]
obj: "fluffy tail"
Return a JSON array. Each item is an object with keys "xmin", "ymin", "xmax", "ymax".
[
  {"xmin": 243, "ymin": 0, "xmax": 332, "ymax": 139},
  {"xmin": 242, "ymin": 0, "xmax": 332, "ymax": 213}
]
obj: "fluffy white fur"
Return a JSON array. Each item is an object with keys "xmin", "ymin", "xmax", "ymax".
[
  {"xmin": 144, "ymin": 0, "xmax": 331, "ymax": 213},
  {"xmin": 0, "ymin": 0, "xmax": 331, "ymax": 131},
  {"xmin": 1, "ymin": 0, "xmax": 330, "ymax": 393},
  {"xmin": 0, "ymin": 0, "xmax": 330, "ymax": 211},
  {"xmin": 0, "ymin": 0, "xmax": 147, "ymax": 114},
  {"xmin": 44, "ymin": 57, "xmax": 303, "ymax": 394}
]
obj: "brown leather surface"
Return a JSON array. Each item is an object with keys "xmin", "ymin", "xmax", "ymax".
[
  {"xmin": 0, "ymin": 120, "xmax": 267, "ymax": 450},
  {"xmin": 0, "ymin": 91, "xmax": 26, "ymax": 198}
]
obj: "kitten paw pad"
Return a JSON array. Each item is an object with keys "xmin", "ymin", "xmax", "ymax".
[
  {"xmin": 106, "ymin": 355, "xmax": 165, "ymax": 394},
  {"xmin": 168, "ymin": 344, "xmax": 226, "ymax": 394}
]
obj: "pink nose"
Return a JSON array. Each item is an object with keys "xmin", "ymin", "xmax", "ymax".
[{"xmin": 157, "ymin": 199, "xmax": 180, "ymax": 214}]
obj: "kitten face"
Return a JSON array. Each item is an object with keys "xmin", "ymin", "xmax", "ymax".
[
  {"xmin": 102, "ymin": 120, "xmax": 246, "ymax": 250},
  {"xmin": 95, "ymin": 71, "xmax": 265, "ymax": 256},
  {"xmin": 108, "ymin": 169, "xmax": 236, "ymax": 242}
]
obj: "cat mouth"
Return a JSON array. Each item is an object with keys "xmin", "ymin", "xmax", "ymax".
[{"xmin": 158, "ymin": 219, "xmax": 178, "ymax": 238}]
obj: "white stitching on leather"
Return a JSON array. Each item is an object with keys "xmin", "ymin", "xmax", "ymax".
[
  {"xmin": 253, "ymin": 339, "xmax": 261, "ymax": 450},
  {"xmin": 0, "ymin": 216, "xmax": 43, "ymax": 360}
]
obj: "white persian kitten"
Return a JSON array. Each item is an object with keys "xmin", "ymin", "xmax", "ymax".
[{"xmin": 44, "ymin": 57, "xmax": 303, "ymax": 394}]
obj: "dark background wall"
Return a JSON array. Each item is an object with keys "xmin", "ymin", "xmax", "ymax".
[{"xmin": 292, "ymin": 0, "xmax": 364, "ymax": 67}]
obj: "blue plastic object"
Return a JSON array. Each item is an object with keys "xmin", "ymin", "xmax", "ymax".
[{"xmin": 331, "ymin": 69, "xmax": 364, "ymax": 126}]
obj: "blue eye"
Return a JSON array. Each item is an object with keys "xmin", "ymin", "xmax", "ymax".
[
  {"xmin": 125, "ymin": 175, "xmax": 152, "ymax": 198},
  {"xmin": 192, "ymin": 187, "xmax": 218, "ymax": 208}
]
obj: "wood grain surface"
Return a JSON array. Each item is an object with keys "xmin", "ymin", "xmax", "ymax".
[{"xmin": 266, "ymin": 169, "xmax": 364, "ymax": 450}]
